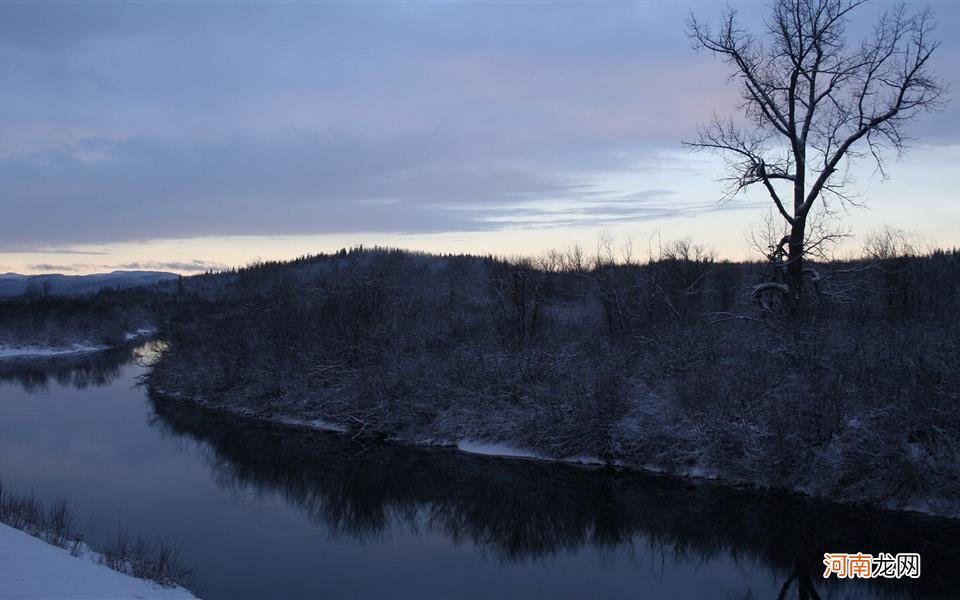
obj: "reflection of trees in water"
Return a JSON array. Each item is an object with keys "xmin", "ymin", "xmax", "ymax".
[
  {"xmin": 149, "ymin": 396, "xmax": 959, "ymax": 599},
  {"xmin": 0, "ymin": 345, "xmax": 141, "ymax": 392},
  {"xmin": 775, "ymin": 560, "xmax": 823, "ymax": 600}
]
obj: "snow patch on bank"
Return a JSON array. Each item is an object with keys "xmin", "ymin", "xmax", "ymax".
[
  {"xmin": 455, "ymin": 440, "xmax": 605, "ymax": 466},
  {"xmin": 124, "ymin": 327, "xmax": 158, "ymax": 341},
  {"xmin": 0, "ymin": 523, "xmax": 196, "ymax": 600},
  {"xmin": 0, "ymin": 328, "xmax": 156, "ymax": 361},
  {"xmin": 274, "ymin": 415, "xmax": 349, "ymax": 433},
  {"xmin": 0, "ymin": 342, "xmax": 108, "ymax": 360},
  {"xmin": 456, "ymin": 440, "xmax": 545, "ymax": 460}
]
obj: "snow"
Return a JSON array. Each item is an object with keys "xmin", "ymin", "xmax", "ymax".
[
  {"xmin": 0, "ymin": 523, "xmax": 197, "ymax": 600},
  {"xmin": 566, "ymin": 455, "xmax": 606, "ymax": 466},
  {"xmin": 0, "ymin": 342, "xmax": 108, "ymax": 360},
  {"xmin": 0, "ymin": 329, "xmax": 155, "ymax": 360},
  {"xmin": 274, "ymin": 415, "xmax": 348, "ymax": 433},
  {"xmin": 455, "ymin": 440, "xmax": 606, "ymax": 467},
  {"xmin": 124, "ymin": 327, "xmax": 158, "ymax": 341},
  {"xmin": 456, "ymin": 441, "xmax": 546, "ymax": 460}
]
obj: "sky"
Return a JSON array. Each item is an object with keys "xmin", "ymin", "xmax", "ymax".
[{"xmin": 1, "ymin": 1, "xmax": 959, "ymax": 275}]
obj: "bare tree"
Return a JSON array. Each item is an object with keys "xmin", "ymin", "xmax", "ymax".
[{"xmin": 687, "ymin": 0, "xmax": 945, "ymax": 306}]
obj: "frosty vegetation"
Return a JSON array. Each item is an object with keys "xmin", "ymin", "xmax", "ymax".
[
  {"xmin": 148, "ymin": 237, "xmax": 960, "ymax": 517},
  {"xmin": 0, "ymin": 481, "xmax": 192, "ymax": 588}
]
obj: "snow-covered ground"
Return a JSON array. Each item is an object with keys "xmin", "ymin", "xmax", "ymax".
[
  {"xmin": 0, "ymin": 329, "xmax": 156, "ymax": 360},
  {"xmin": 456, "ymin": 440, "xmax": 605, "ymax": 465},
  {"xmin": 124, "ymin": 327, "xmax": 158, "ymax": 341},
  {"xmin": 0, "ymin": 523, "xmax": 196, "ymax": 600},
  {"xmin": 456, "ymin": 440, "xmax": 547, "ymax": 460},
  {"xmin": 0, "ymin": 342, "xmax": 108, "ymax": 360}
]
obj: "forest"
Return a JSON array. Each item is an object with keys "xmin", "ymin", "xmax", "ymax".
[
  {"xmin": 0, "ymin": 288, "xmax": 165, "ymax": 349},
  {"xmin": 146, "ymin": 238, "xmax": 960, "ymax": 517}
]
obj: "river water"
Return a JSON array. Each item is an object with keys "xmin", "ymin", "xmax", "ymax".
[{"xmin": 0, "ymin": 344, "xmax": 955, "ymax": 599}]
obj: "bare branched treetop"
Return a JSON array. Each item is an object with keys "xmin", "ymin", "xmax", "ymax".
[{"xmin": 686, "ymin": 0, "xmax": 945, "ymax": 304}]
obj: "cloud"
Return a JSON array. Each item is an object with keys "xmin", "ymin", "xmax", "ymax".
[
  {"xmin": 117, "ymin": 260, "xmax": 226, "ymax": 272},
  {"xmin": 11, "ymin": 247, "xmax": 109, "ymax": 255},
  {"xmin": 26, "ymin": 263, "xmax": 84, "ymax": 273},
  {"xmin": 0, "ymin": 131, "xmax": 720, "ymax": 247},
  {"xmin": 23, "ymin": 259, "xmax": 226, "ymax": 274},
  {"xmin": 0, "ymin": 1, "xmax": 957, "ymax": 252}
]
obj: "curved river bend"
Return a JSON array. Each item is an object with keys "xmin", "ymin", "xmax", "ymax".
[{"xmin": 0, "ymin": 344, "xmax": 956, "ymax": 599}]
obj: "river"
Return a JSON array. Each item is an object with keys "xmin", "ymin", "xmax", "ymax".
[{"xmin": 0, "ymin": 343, "xmax": 955, "ymax": 599}]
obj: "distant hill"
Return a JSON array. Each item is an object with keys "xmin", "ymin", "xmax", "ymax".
[{"xmin": 0, "ymin": 271, "xmax": 178, "ymax": 298}]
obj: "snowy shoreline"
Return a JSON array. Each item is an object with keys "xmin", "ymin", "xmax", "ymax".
[
  {"xmin": 152, "ymin": 390, "xmax": 958, "ymax": 521},
  {"xmin": 0, "ymin": 523, "xmax": 196, "ymax": 600},
  {"xmin": 0, "ymin": 342, "xmax": 110, "ymax": 360},
  {"xmin": 0, "ymin": 328, "xmax": 156, "ymax": 361}
]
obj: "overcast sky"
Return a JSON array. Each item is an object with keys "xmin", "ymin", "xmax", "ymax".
[{"xmin": 2, "ymin": 1, "xmax": 959, "ymax": 274}]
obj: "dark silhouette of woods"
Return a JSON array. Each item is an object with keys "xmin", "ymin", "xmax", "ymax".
[
  {"xmin": 687, "ymin": 0, "xmax": 945, "ymax": 308},
  {"xmin": 0, "ymin": 290, "xmax": 160, "ymax": 348},
  {"xmin": 149, "ymin": 244, "xmax": 960, "ymax": 517}
]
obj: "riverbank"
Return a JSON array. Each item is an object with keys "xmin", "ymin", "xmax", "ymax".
[
  {"xmin": 0, "ymin": 342, "xmax": 109, "ymax": 360},
  {"xmin": 0, "ymin": 523, "xmax": 196, "ymax": 600},
  {"xmin": 151, "ymin": 386, "xmax": 960, "ymax": 522},
  {"xmin": 0, "ymin": 484, "xmax": 195, "ymax": 599},
  {"xmin": 0, "ymin": 328, "xmax": 156, "ymax": 361}
]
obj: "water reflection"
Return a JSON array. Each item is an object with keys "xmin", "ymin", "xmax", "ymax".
[
  {"xmin": 149, "ymin": 395, "xmax": 960, "ymax": 599},
  {"xmin": 0, "ymin": 344, "xmax": 142, "ymax": 392}
]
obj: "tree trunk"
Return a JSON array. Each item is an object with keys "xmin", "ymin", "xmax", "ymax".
[
  {"xmin": 787, "ymin": 152, "xmax": 807, "ymax": 310},
  {"xmin": 786, "ymin": 216, "xmax": 806, "ymax": 307}
]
